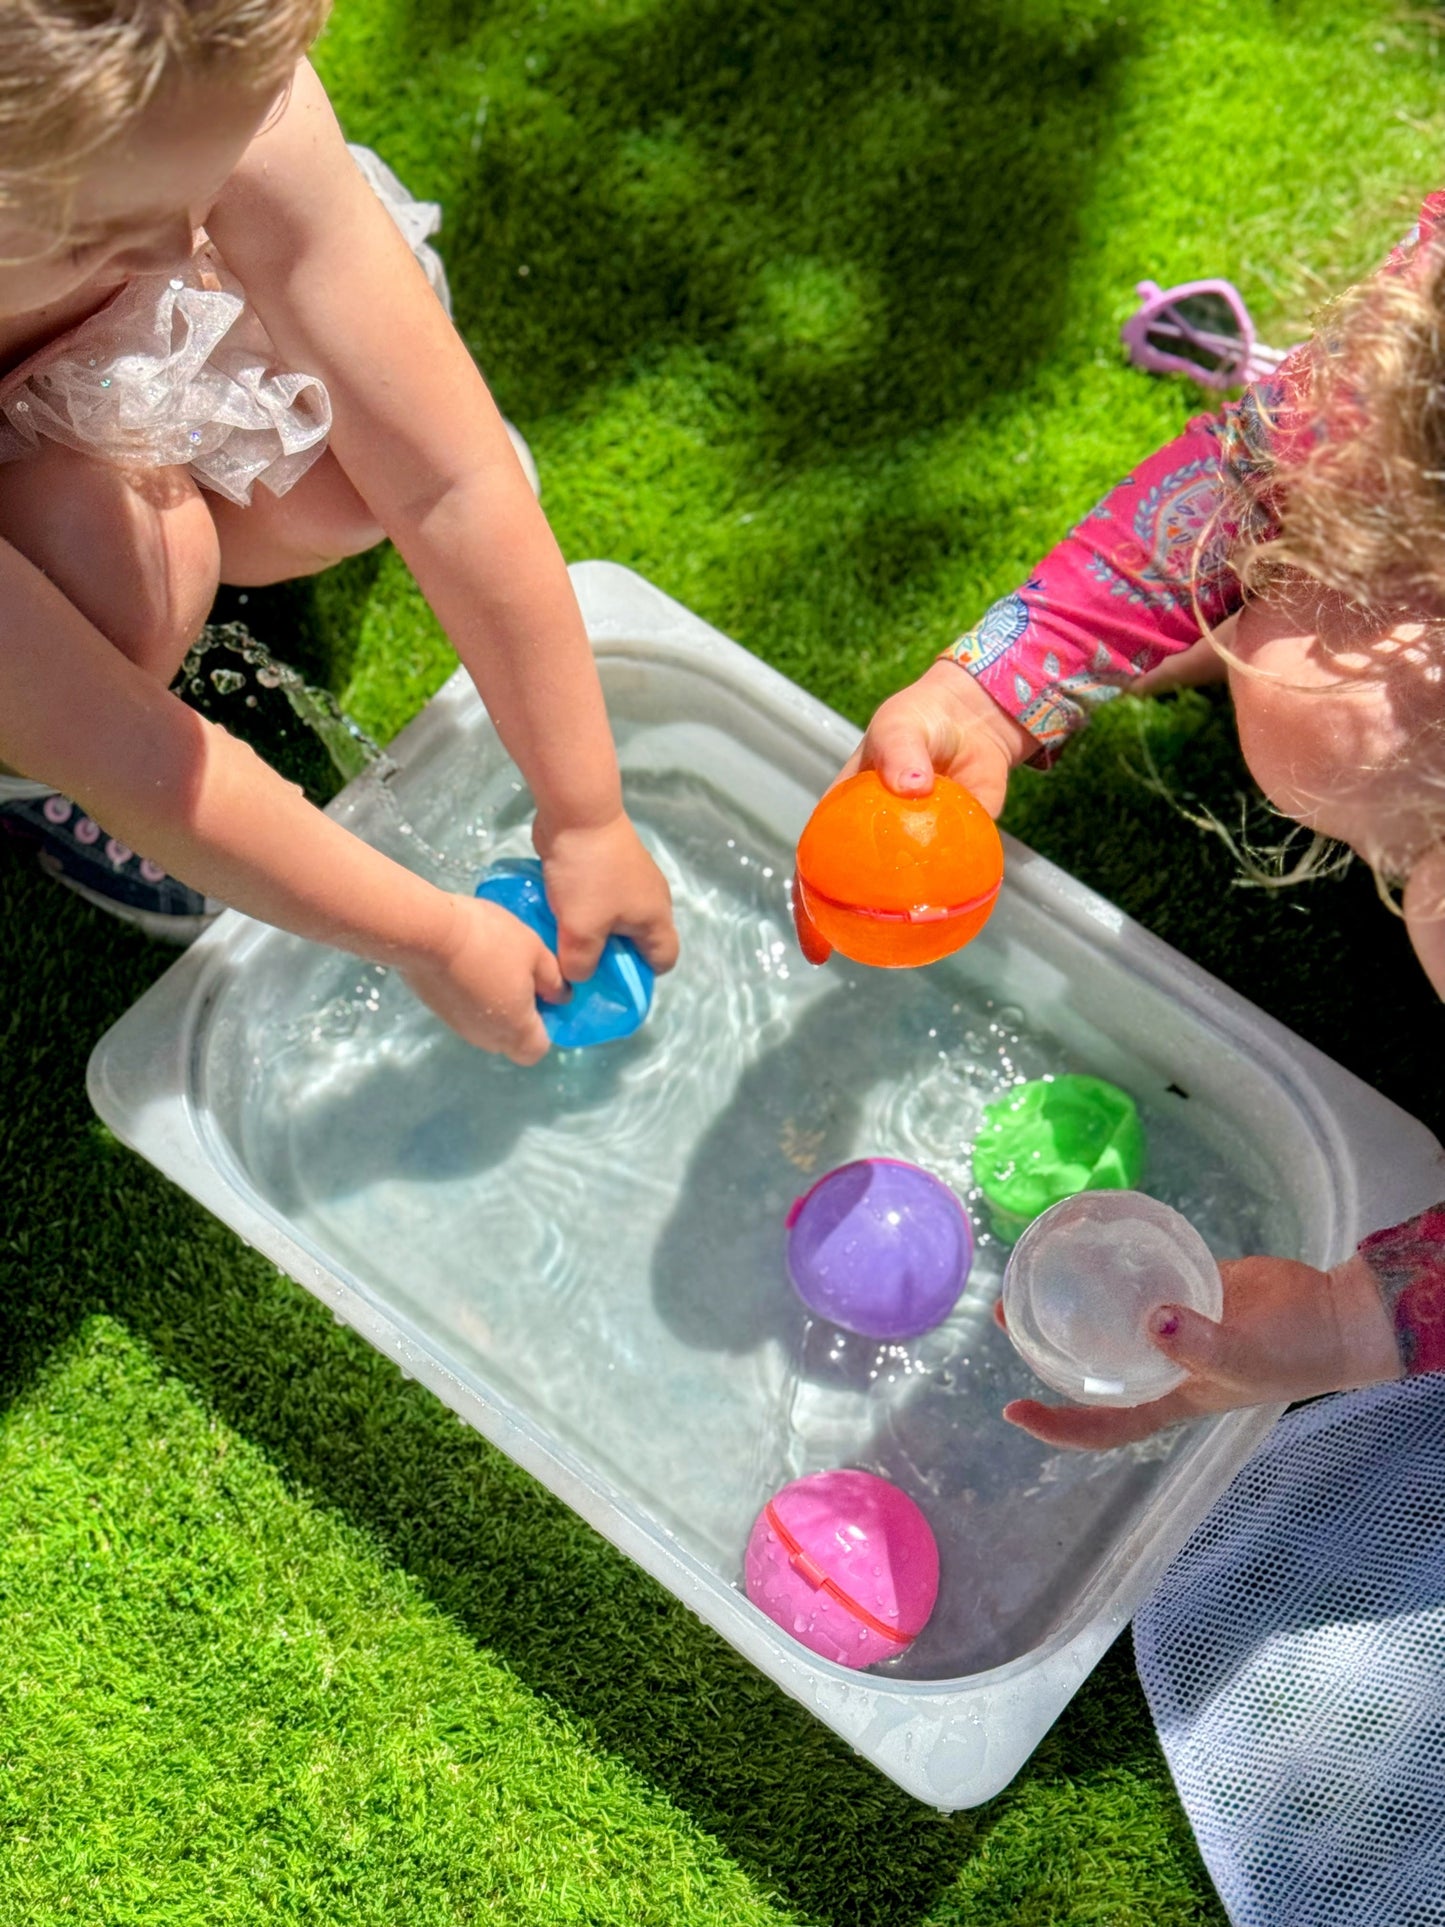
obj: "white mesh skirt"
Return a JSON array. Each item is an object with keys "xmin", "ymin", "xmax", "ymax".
[
  {"xmin": 0, "ymin": 146, "xmax": 449, "ymax": 508},
  {"xmin": 1134, "ymin": 1374, "xmax": 1445, "ymax": 1927}
]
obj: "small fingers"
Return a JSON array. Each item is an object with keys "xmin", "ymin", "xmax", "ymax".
[
  {"xmin": 863, "ymin": 713, "xmax": 936, "ymax": 797},
  {"xmin": 555, "ymin": 924, "xmax": 606, "ymax": 986},
  {"xmin": 994, "ymin": 1296, "xmax": 1195, "ymax": 1448},
  {"xmin": 503, "ymin": 1009, "xmax": 551, "ymax": 1066},
  {"xmin": 1002, "ymin": 1393, "xmax": 1190, "ymax": 1451},
  {"xmin": 1146, "ymin": 1302, "xmax": 1223, "ymax": 1375},
  {"xmin": 615, "ymin": 910, "xmax": 681, "ymax": 975},
  {"xmin": 1132, "ymin": 635, "xmax": 1227, "ymax": 695},
  {"xmin": 483, "ymin": 966, "xmax": 553, "ymax": 1065},
  {"xmin": 957, "ymin": 756, "xmax": 1008, "ymax": 819},
  {"xmin": 533, "ymin": 945, "xmax": 570, "ymax": 1007},
  {"xmin": 458, "ymin": 983, "xmax": 551, "ymax": 1064}
]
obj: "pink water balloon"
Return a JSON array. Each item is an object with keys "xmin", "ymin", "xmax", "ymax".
[{"xmin": 744, "ymin": 1469, "xmax": 940, "ymax": 1668}]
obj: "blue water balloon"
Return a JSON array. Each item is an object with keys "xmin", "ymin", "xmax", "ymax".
[{"xmin": 474, "ymin": 858, "xmax": 654, "ymax": 1050}]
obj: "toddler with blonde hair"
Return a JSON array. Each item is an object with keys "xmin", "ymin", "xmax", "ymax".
[
  {"xmin": 845, "ymin": 200, "xmax": 1445, "ymax": 1445},
  {"xmin": 0, "ymin": 0, "xmax": 677, "ymax": 1061}
]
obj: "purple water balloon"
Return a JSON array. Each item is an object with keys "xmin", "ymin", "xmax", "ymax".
[{"xmin": 784, "ymin": 1157, "xmax": 973, "ymax": 1341}]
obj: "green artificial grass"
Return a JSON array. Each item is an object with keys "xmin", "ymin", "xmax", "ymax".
[{"xmin": 5, "ymin": 1, "xmax": 1445, "ymax": 1921}]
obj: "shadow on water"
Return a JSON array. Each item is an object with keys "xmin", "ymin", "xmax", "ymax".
[
  {"xmin": 648, "ymin": 971, "xmax": 952, "ymax": 1360},
  {"xmin": 224, "ymin": 992, "xmax": 629, "ymax": 1216},
  {"xmin": 643, "ymin": 960, "xmax": 1213, "ymax": 1685},
  {"xmin": 1, "ymin": 884, "xmax": 1000, "ymax": 1927}
]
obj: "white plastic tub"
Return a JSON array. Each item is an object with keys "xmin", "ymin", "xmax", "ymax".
[{"xmin": 88, "ymin": 562, "xmax": 1445, "ymax": 1808}]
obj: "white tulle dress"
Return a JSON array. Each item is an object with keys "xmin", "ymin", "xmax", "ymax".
[{"xmin": 0, "ymin": 147, "xmax": 450, "ymax": 508}]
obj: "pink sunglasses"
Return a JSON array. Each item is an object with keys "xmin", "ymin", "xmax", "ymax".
[{"xmin": 1121, "ymin": 278, "xmax": 1290, "ymax": 390}]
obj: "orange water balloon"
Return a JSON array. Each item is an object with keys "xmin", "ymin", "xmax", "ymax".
[{"xmin": 791, "ymin": 771, "xmax": 1004, "ymax": 968}]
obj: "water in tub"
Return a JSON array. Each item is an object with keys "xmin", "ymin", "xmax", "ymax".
[{"xmin": 199, "ymin": 702, "xmax": 1291, "ymax": 1683}]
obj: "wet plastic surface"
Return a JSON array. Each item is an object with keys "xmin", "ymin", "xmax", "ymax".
[
  {"xmin": 88, "ymin": 563, "xmax": 1445, "ymax": 1807},
  {"xmin": 1002, "ymin": 1190, "xmax": 1224, "ymax": 1405}
]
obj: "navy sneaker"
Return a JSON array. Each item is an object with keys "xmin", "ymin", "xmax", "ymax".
[{"xmin": 0, "ymin": 790, "xmax": 220, "ymax": 943}]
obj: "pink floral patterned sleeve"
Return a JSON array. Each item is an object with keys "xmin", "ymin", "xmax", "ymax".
[
  {"xmin": 944, "ymin": 190, "xmax": 1445, "ymax": 761},
  {"xmin": 939, "ymin": 382, "xmax": 1280, "ymax": 757},
  {"xmin": 1357, "ymin": 1207, "xmax": 1445, "ymax": 1378}
]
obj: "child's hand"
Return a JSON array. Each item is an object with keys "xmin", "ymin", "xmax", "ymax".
[
  {"xmin": 997, "ymin": 1250, "xmax": 1404, "ymax": 1450},
  {"xmin": 533, "ymin": 812, "xmax": 679, "ymax": 985},
  {"xmin": 400, "ymin": 895, "xmax": 568, "ymax": 1065},
  {"xmin": 840, "ymin": 660, "xmax": 1038, "ymax": 816}
]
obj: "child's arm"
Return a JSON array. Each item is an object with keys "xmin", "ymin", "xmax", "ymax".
[
  {"xmin": 851, "ymin": 389, "xmax": 1276, "ymax": 809},
  {"xmin": 0, "ymin": 540, "xmax": 569, "ymax": 1062},
  {"xmin": 999, "ymin": 1201, "xmax": 1445, "ymax": 1451},
  {"xmin": 206, "ymin": 63, "xmax": 675, "ymax": 987},
  {"xmin": 837, "ymin": 658, "xmax": 1039, "ymax": 816},
  {"xmin": 933, "ymin": 188, "xmax": 1445, "ymax": 806}
]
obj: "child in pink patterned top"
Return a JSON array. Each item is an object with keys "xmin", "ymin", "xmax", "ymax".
[{"xmin": 843, "ymin": 194, "xmax": 1445, "ymax": 1447}]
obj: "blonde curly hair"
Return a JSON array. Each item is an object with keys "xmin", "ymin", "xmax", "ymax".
[
  {"xmin": 1182, "ymin": 223, "xmax": 1445, "ymax": 903},
  {"xmin": 0, "ymin": 0, "xmax": 329, "ymax": 227},
  {"xmin": 1228, "ymin": 223, "xmax": 1445, "ymax": 619}
]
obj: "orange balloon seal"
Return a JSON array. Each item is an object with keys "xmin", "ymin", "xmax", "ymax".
[{"xmin": 791, "ymin": 771, "xmax": 1004, "ymax": 968}]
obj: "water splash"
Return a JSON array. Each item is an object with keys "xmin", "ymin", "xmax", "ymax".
[
  {"xmin": 181, "ymin": 622, "xmax": 380, "ymax": 792},
  {"xmin": 179, "ymin": 622, "xmax": 489, "ymax": 883}
]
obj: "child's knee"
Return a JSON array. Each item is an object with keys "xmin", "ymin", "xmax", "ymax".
[
  {"xmin": 111, "ymin": 469, "xmax": 221, "ymax": 677},
  {"xmin": 0, "ymin": 446, "xmax": 220, "ymax": 682},
  {"xmin": 212, "ymin": 452, "xmax": 384, "ymax": 585}
]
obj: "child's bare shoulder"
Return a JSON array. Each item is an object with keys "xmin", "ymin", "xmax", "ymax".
[{"xmin": 208, "ymin": 60, "xmax": 356, "ymax": 259}]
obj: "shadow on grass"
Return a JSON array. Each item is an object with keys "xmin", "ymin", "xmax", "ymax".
[
  {"xmin": 427, "ymin": 0, "xmax": 1135, "ymax": 447},
  {"xmin": 233, "ymin": 0, "xmax": 1136, "ymax": 703}
]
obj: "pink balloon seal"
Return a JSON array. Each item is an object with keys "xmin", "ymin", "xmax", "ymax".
[{"xmin": 744, "ymin": 1468, "xmax": 940, "ymax": 1668}]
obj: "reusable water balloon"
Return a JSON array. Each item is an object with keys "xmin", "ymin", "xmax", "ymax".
[
  {"xmin": 791, "ymin": 771, "xmax": 1003, "ymax": 968},
  {"xmin": 785, "ymin": 1157, "xmax": 972, "ymax": 1340},
  {"xmin": 972, "ymin": 1073, "xmax": 1144, "ymax": 1243},
  {"xmin": 474, "ymin": 857, "xmax": 654, "ymax": 1049},
  {"xmin": 1002, "ymin": 1190, "xmax": 1223, "ymax": 1406},
  {"xmin": 745, "ymin": 1469, "xmax": 940, "ymax": 1667}
]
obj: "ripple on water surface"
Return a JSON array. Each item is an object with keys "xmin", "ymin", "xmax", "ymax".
[{"xmin": 220, "ymin": 769, "xmax": 1285, "ymax": 1671}]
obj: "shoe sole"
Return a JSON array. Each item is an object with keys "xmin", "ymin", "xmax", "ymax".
[{"xmin": 38, "ymin": 852, "xmax": 219, "ymax": 945}]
